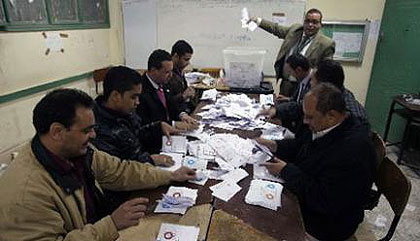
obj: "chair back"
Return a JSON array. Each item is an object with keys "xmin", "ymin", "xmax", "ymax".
[
  {"xmin": 376, "ymin": 157, "xmax": 411, "ymax": 241},
  {"xmin": 369, "ymin": 131, "xmax": 386, "ymax": 172}
]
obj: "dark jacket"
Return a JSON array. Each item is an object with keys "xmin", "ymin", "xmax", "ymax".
[
  {"xmin": 276, "ymin": 117, "xmax": 376, "ymax": 240},
  {"xmin": 92, "ymin": 95, "xmax": 163, "ymax": 161},
  {"xmin": 136, "ymin": 73, "xmax": 182, "ymax": 125},
  {"xmin": 167, "ymin": 68, "xmax": 199, "ymax": 114}
]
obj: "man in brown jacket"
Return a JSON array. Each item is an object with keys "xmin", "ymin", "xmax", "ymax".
[
  {"xmin": 0, "ymin": 88, "xmax": 196, "ymax": 241},
  {"xmin": 250, "ymin": 8, "xmax": 335, "ymax": 96}
]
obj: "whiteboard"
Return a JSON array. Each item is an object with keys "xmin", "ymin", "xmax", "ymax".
[{"xmin": 123, "ymin": 0, "xmax": 306, "ymax": 75}]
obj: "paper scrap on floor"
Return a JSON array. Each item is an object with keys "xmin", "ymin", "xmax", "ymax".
[
  {"xmin": 162, "ymin": 136, "xmax": 187, "ymax": 154},
  {"xmin": 245, "ymin": 179, "xmax": 283, "ymax": 210},
  {"xmin": 210, "ymin": 180, "xmax": 242, "ymax": 202},
  {"xmin": 156, "ymin": 223, "xmax": 200, "ymax": 241},
  {"xmin": 155, "ymin": 186, "xmax": 198, "ymax": 214}
]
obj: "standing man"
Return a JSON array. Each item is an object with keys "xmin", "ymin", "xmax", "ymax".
[
  {"xmin": 0, "ymin": 88, "xmax": 196, "ymax": 240},
  {"xmin": 137, "ymin": 49, "xmax": 198, "ymax": 130},
  {"xmin": 250, "ymin": 8, "xmax": 335, "ymax": 96},
  {"xmin": 168, "ymin": 40, "xmax": 198, "ymax": 113}
]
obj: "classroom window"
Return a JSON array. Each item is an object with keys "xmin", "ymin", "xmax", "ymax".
[{"xmin": 0, "ymin": 0, "xmax": 109, "ymax": 31}]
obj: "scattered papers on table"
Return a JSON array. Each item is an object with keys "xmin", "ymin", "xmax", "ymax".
[
  {"xmin": 156, "ymin": 223, "xmax": 200, "ymax": 241},
  {"xmin": 245, "ymin": 180, "xmax": 283, "ymax": 211},
  {"xmin": 187, "ymin": 140, "xmax": 216, "ymax": 160},
  {"xmin": 219, "ymin": 168, "xmax": 249, "ymax": 183},
  {"xmin": 155, "ymin": 187, "xmax": 198, "ymax": 214},
  {"xmin": 210, "ymin": 180, "xmax": 242, "ymax": 202},
  {"xmin": 201, "ymin": 89, "xmax": 218, "ymax": 101},
  {"xmin": 253, "ymin": 164, "xmax": 285, "ymax": 183},
  {"xmin": 185, "ymin": 72, "xmax": 213, "ymax": 85},
  {"xmin": 162, "ymin": 136, "xmax": 187, "ymax": 154}
]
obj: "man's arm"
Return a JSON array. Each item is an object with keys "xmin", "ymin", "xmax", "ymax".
[{"xmin": 258, "ymin": 19, "xmax": 295, "ymax": 39}]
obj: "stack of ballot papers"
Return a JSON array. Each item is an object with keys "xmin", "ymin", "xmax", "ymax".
[
  {"xmin": 155, "ymin": 187, "xmax": 198, "ymax": 214},
  {"xmin": 245, "ymin": 180, "xmax": 283, "ymax": 211},
  {"xmin": 210, "ymin": 180, "xmax": 242, "ymax": 202},
  {"xmin": 156, "ymin": 223, "xmax": 200, "ymax": 241}
]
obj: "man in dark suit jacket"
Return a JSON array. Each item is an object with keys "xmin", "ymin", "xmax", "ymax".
[
  {"xmin": 136, "ymin": 49, "xmax": 198, "ymax": 131},
  {"xmin": 168, "ymin": 40, "xmax": 198, "ymax": 114},
  {"xmin": 259, "ymin": 83, "xmax": 376, "ymax": 240},
  {"xmin": 251, "ymin": 8, "xmax": 335, "ymax": 96}
]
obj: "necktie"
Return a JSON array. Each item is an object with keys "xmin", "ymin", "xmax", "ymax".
[
  {"xmin": 297, "ymin": 83, "xmax": 305, "ymax": 103},
  {"xmin": 157, "ymin": 86, "xmax": 167, "ymax": 109},
  {"xmin": 294, "ymin": 35, "xmax": 310, "ymax": 54}
]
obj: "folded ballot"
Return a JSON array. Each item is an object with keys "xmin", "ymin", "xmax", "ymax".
[
  {"xmin": 155, "ymin": 186, "xmax": 198, "ymax": 214},
  {"xmin": 245, "ymin": 180, "xmax": 283, "ymax": 211}
]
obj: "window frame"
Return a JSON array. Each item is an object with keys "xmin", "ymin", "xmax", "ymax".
[{"xmin": 0, "ymin": 0, "xmax": 110, "ymax": 31}]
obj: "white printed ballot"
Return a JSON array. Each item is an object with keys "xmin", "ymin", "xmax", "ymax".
[
  {"xmin": 155, "ymin": 187, "xmax": 198, "ymax": 214},
  {"xmin": 253, "ymin": 164, "xmax": 285, "ymax": 183},
  {"xmin": 210, "ymin": 180, "xmax": 242, "ymax": 202},
  {"xmin": 156, "ymin": 223, "xmax": 200, "ymax": 241},
  {"xmin": 162, "ymin": 136, "xmax": 187, "ymax": 154},
  {"xmin": 188, "ymin": 170, "xmax": 209, "ymax": 186},
  {"xmin": 158, "ymin": 152, "xmax": 184, "ymax": 172},
  {"xmin": 183, "ymin": 156, "xmax": 208, "ymax": 170},
  {"xmin": 245, "ymin": 180, "xmax": 283, "ymax": 211},
  {"xmin": 219, "ymin": 168, "xmax": 249, "ymax": 183}
]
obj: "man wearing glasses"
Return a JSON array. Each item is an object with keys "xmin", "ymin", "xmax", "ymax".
[{"xmin": 250, "ymin": 8, "xmax": 335, "ymax": 97}]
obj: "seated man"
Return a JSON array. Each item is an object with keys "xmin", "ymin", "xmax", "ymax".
[
  {"xmin": 137, "ymin": 49, "xmax": 198, "ymax": 130},
  {"xmin": 310, "ymin": 59, "xmax": 369, "ymax": 128},
  {"xmin": 260, "ymin": 83, "xmax": 376, "ymax": 240},
  {"xmin": 92, "ymin": 65, "xmax": 177, "ymax": 163},
  {"xmin": 0, "ymin": 88, "xmax": 196, "ymax": 240},
  {"xmin": 259, "ymin": 54, "xmax": 313, "ymax": 131},
  {"xmin": 168, "ymin": 40, "xmax": 198, "ymax": 113}
]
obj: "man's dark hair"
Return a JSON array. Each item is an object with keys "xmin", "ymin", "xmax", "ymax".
[
  {"xmin": 306, "ymin": 8, "xmax": 323, "ymax": 24},
  {"xmin": 286, "ymin": 54, "xmax": 310, "ymax": 71},
  {"xmin": 171, "ymin": 40, "xmax": 193, "ymax": 57},
  {"xmin": 103, "ymin": 66, "xmax": 141, "ymax": 100},
  {"xmin": 309, "ymin": 82, "xmax": 346, "ymax": 115},
  {"xmin": 315, "ymin": 59, "xmax": 345, "ymax": 90},
  {"xmin": 33, "ymin": 88, "xmax": 95, "ymax": 135},
  {"xmin": 148, "ymin": 49, "xmax": 172, "ymax": 71}
]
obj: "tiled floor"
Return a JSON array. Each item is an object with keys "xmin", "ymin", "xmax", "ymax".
[{"xmin": 363, "ymin": 146, "xmax": 420, "ymax": 241}]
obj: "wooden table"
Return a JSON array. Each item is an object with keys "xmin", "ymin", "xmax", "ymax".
[{"xmin": 119, "ymin": 93, "xmax": 305, "ymax": 240}]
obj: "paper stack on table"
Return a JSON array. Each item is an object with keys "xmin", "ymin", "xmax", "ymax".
[
  {"xmin": 245, "ymin": 180, "xmax": 283, "ymax": 211},
  {"xmin": 162, "ymin": 136, "xmax": 188, "ymax": 154},
  {"xmin": 156, "ymin": 223, "xmax": 200, "ymax": 241},
  {"xmin": 155, "ymin": 187, "xmax": 198, "ymax": 214},
  {"xmin": 210, "ymin": 180, "xmax": 242, "ymax": 202}
]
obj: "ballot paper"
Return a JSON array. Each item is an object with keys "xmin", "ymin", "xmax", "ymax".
[
  {"xmin": 210, "ymin": 180, "xmax": 242, "ymax": 202},
  {"xmin": 259, "ymin": 94, "xmax": 274, "ymax": 106},
  {"xmin": 241, "ymin": 7, "xmax": 258, "ymax": 31},
  {"xmin": 183, "ymin": 156, "xmax": 208, "ymax": 170},
  {"xmin": 155, "ymin": 187, "xmax": 198, "ymax": 214},
  {"xmin": 162, "ymin": 136, "xmax": 187, "ymax": 154},
  {"xmin": 158, "ymin": 152, "xmax": 184, "ymax": 172},
  {"xmin": 253, "ymin": 164, "xmax": 285, "ymax": 183},
  {"xmin": 188, "ymin": 170, "xmax": 209, "ymax": 186},
  {"xmin": 156, "ymin": 223, "xmax": 200, "ymax": 241},
  {"xmin": 219, "ymin": 168, "xmax": 249, "ymax": 183},
  {"xmin": 201, "ymin": 88, "xmax": 218, "ymax": 101},
  {"xmin": 187, "ymin": 140, "xmax": 216, "ymax": 160},
  {"xmin": 206, "ymin": 169, "xmax": 229, "ymax": 180},
  {"xmin": 245, "ymin": 180, "xmax": 283, "ymax": 210}
]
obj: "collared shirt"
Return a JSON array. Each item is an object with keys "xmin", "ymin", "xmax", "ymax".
[
  {"xmin": 296, "ymin": 69, "xmax": 312, "ymax": 103},
  {"xmin": 312, "ymin": 121, "xmax": 342, "ymax": 141},
  {"xmin": 46, "ymin": 150, "xmax": 97, "ymax": 223},
  {"xmin": 146, "ymin": 73, "xmax": 159, "ymax": 90}
]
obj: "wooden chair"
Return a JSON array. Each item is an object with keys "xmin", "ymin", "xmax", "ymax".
[
  {"xmin": 375, "ymin": 157, "xmax": 411, "ymax": 241},
  {"xmin": 93, "ymin": 67, "xmax": 111, "ymax": 94}
]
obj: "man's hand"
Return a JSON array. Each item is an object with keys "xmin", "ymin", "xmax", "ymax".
[
  {"xmin": 255, "ymin": 137, "xmax": 278, "ymax": 153},
  {"xmin": 260, "ymin": 157, "xmax": 287, "ymax": 176},
  {"xmin": 182, "ymin": 87, "xmax": 196, "ymax": 100},
  {"xmin": 174, "ymin": 121, "xmax": 197, "ymax": 131},
  {"xmin": 160, "ymin": 122, "xmax": 181, "ymax": 141},
  {"xmin": 257, "ymin": 107, "xmax": 276, "ymax": 119},
  {"xmin": 171, "ymin": 166, "xmax": 196, "ymax": 182},
  {"xmin": 111, "ymin": 197, "xmax": 149, "ymax": 230},
  {"xmin": 276, "ymin": 94, "xmax": 290, "ymax": 103},
  {"xmin": 247, "ymin": 16, "xmax": 257, "ymax": 24},
  {"xmin": 180, "ymin": 113, "xmax": 199, "ymax": 126},
  {"xmin": 151, "ymin": 154, "xmax": 175, "ymax": 167}
]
